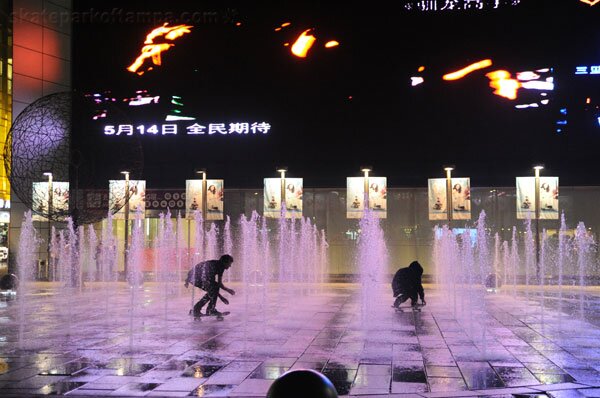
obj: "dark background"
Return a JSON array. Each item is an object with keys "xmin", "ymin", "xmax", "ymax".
[{"xmin": 72, "ymin": 0, "xmax": 600, "ymax": 189}]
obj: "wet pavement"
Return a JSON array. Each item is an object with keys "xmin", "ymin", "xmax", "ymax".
[{"xmin": 0, "ymin": 282, "xmax": 599, "ymax": 397}]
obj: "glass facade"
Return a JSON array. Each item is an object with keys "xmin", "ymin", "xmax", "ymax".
[{"xmin": 98, "ymin": 185, "xmax": 600, "ymax": 280}]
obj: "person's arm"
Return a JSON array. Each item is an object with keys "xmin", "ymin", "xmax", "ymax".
[
  {"xmin": 217, "ymin": 272, "xmax": 235, "ymax": 295},
  {"xmin": 184, "ymin": 268, "xmax": 193, "ymax": 288}
]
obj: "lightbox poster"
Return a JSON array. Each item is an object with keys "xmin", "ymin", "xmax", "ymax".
[
  {"xmin": 32, "ymin": 182, "xmax": 70, "ymax": 221},
  {"xmin": 185, "ymin": 180, "xmax": 202, "ymax": 219},
  {"xmin": 517, "ymin": 176, "xmax": 559, "ymax": 220},
  {"xmin": 284, "ymin": 178, "xmax": 303, "ymax": 217},
  {"xmin": 186, "ymin": 179, "xmax": 225, "ymax": 220},
  {"xmin": 451, "ymin": 177, "xmax": 471, "ymax": 220},
  {"xmin": 428, "ymin": 178, "xmax": 447, "ymax": 221},
  {"xmin": 264, "ymin": 178, "xmax": 282, "ymax": 219},
  {"xmin": 516, "ymin": 177, "xmax": 536, "ymax": 220},
  {"xmin": 109, "ymin": 180, "xmax": 146, "ymax": 220},
  {"xmin": 264, "ymin": 178, "xmax": 303, "ymax": 218},
  {"xmin": 539, "ymin": 177, "xmax": 559, "ymax": 220},
  {"xmin": 368, "ymin": 177, "xmax": 387, "ymax": 219},
  {"xmin": 346, "ymin": 177, "xmax": 365, "ymax": 219},
  {"xmin": 206, "ymin": 179, "xmax": 224, "ymax": 220}
]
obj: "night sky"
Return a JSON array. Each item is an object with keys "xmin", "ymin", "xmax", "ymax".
[{"xmin": 73, "ymin": 1, "xmax": 600, "ymax": 189}]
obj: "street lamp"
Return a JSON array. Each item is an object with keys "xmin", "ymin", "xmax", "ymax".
[
  {"xmin": 121, "ymin": 171, "xmax": 130, "ymax": 277},
  {"xmin": 43, "ymin": 172, "xmax": 52, "ymax": 280},
  {"xmin": 277, "ymin": 167, "xmax": 287, "ymax": 213},
  {"xmin": 361, "ymin": 166, "xmax": 372, "ymax": 210},
  {"xmin": 196, "ymin": 169, "xmax": 207, "ymax": 219},
  {"xmin": 533, "ymin": 164, "xmax": 544, "ymax": 274},
  {"xmin": 444, "ymin": 166, "xmax": 454, "ymax": 222}
]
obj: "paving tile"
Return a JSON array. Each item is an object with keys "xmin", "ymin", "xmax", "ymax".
[
  {"xmin": 152, "ymin": 377, "xmax": 206, "ymax": 391},
  {"xmin": 426, "ymin": 365, "xmax": 463, "ymax": 378},
  {"xmin": 204, "ymin": 370, "xmax": 251, "ymax": 385},
  {"xmin": 494, "ymin": 366, "xmax": 540, "ymax": 387},
  {"xmin": 428, "ymin": 376, "xmax": 469, "ymax": 392},
  {"xmin": 248, "ymin": 364, "xmax": 289, "ymax": 379},
  {"xmin": 534, "ymin": 373, "xmax": 577, "ymax": 384},
  {"xmin": 458, "ymin": 362, "xmax": 504, "ymax": 389},
  {"xmin": 109, "ymin": 382, "xmax": 160, "ymax": 396},
  {"xmin": 220, "ymin": 361, "xmax": 261, "ymax": 372},
  {"xmin": 530, "ymin": 383, "xmax": 591, "ymax": 392},
  {"xmin": 548, "ymin": 390, "xmax": 589, "ymax": 398},
  {"xmin": 391, "ymin": 381, "xmax": 428, "ymax": 393},
  {"xmin": 9, "ymin": 374, "xmax": 68, "ymax": 388},
  {"xmin": 180, "ymin": 364, "xmax": 222, "ymax": 378},
  {"xmin": 392, "ymin": 365, "xmax": 426, "ymax": 383},
  {"xmin": 66, "ymin": 389, "xmax": 118, "ymax": 395}
]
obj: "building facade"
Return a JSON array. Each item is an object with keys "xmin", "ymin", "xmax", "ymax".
[{"xmin": 7, "ymin": 0, "xmax": 72, "ymax": 273}]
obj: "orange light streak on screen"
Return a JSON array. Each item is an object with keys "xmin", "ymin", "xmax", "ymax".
[
  {"xmin": 486, "ymin": 70, "xmax": 521, "ymax": 100},
  {"xmin": 128, "ymin": 23, "xmax": 192, "ymax": 73},
  {"xmin": 442, "ymin": 59, "xmax": 493, "ymax": 81},
  {"xmin": 291, "ymin": 29, "xmax": 316, "ymax": 58}
]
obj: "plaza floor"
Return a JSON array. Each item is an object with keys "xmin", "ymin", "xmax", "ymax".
[{"xmin": 1, "ymin": 281, "xmax": 600, "ymax": 397}]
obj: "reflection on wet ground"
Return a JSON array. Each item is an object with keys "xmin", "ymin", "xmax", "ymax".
[{"xmin": 0, "ymin": 282, "xmax": 599, "ymax": 396}]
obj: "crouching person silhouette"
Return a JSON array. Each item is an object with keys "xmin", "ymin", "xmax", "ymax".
[
  {"xmin": 392, "ymin": 261, "xmax": 426, "ymax": 309},
  {"xmin": 185, "ymin": 254, "xmax": 235, "ymax": 317}
]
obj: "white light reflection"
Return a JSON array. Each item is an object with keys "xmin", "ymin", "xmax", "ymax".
[
  {"xmin": 516, "ymin": 71, "xmax": 540, "ymax": 81},
  {"xmin": 411, "ymin": 76, "xmax": 424, "ymax": 86},
  {"xmin": 521, "ymin": 81, "xmax": 554, "ymax": 90},
  {"xmin": 515, "ymin": 103, "xmax": 539, "ymax": 109}
]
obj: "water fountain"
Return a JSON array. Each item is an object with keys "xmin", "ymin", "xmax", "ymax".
[
  {"xmin": 16, "ymin": 211, "xmax": 38, "ymax": 349},
  {"xmin": 510, "ymin": 227, "xmax": 519, "ymax": 298},
  {"xmin": 176, "ymin": 211, "xmax": 184, "ymax": 294},
  {"xmin": 127, "ymin": 209, "xmax": 145, "ymax": 352},
  {"xmin": 86, "ymin": 224, "xmax": 97, "ymax": 284},
  {"xmin": 575, "ymin": 222, "xmax": 593, "ymax": 319},
  {"xmin": 223, "ymin": 215, "xmax": 233, "ymax": 283},
  {"xmin": 356, "ymin": 209, "xmax": 388, "ymax": 329}
]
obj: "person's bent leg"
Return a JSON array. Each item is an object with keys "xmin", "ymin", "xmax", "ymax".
[
  {"xmin": 394, "ymin": 294, "xmax": 410, "ymax": 308},
  {"xmin": 205, "ymin": 284, "xmax": 220, "ymax": 314},
  {"xmin": 409, "ymin": 293, "xmax": 419, "ymax": 307},
  {"xmin": 193, "ymin": 293, "xmax": 210, "ymax": 316}
]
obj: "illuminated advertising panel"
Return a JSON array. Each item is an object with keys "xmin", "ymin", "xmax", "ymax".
[
  {"xmin": 347, "ymin": 177, "xmax": 387, "ymax": 219},
  {"xmin": 516, "ymin": 176, "xmax": 559, "ymax": 220},
  {"xmin": 428, "ymin": 178, "xmax": 447, "ymax": 221},
  {"xmin": 428, "ymin": 178, "xmax": 471, "ymax": 220},
  {"xmin": 346, "ymin": 177, "xmax": 364, "ymax": 219},
  {"xmin": 368, "ymin": 177, "xmax": 387, "ymax": 218},
  {"xmin": 264, "ymin": 177, "xmax": 303, "ymax": 219},
  {"xmin": 284, "ymin": 178, "xmax": 303, "ymax": 216},
  {"xmin": 185, "ymin": 179, "xmax": 224, "ymax": 220},
  {"xmin": 32, "ymin": 182, "xmax": 70, "ymax": 221},
  {"xmin": 539, "ymin": 177, "xmax": 559, "ymax": 219},
  {"xmin": 109, "ymin": 180, "xmax": 146, "ymax": 220},
  {"xmin": 451, "ymin": 177, "xmax": 471, "ymax": 220}
]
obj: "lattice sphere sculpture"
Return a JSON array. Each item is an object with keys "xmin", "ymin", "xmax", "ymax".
[{"xmin": 5, "ymin": 92, "xmax": 71, "ymax": 222}]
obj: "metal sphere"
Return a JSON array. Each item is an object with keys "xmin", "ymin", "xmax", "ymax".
[
  {"xmin": 0, "ymin": 273, "xmax": 18, "ymax": 290},
  {"xmin": 267, "ymin": 369, "xmax": 338, "ymax": 398}
]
